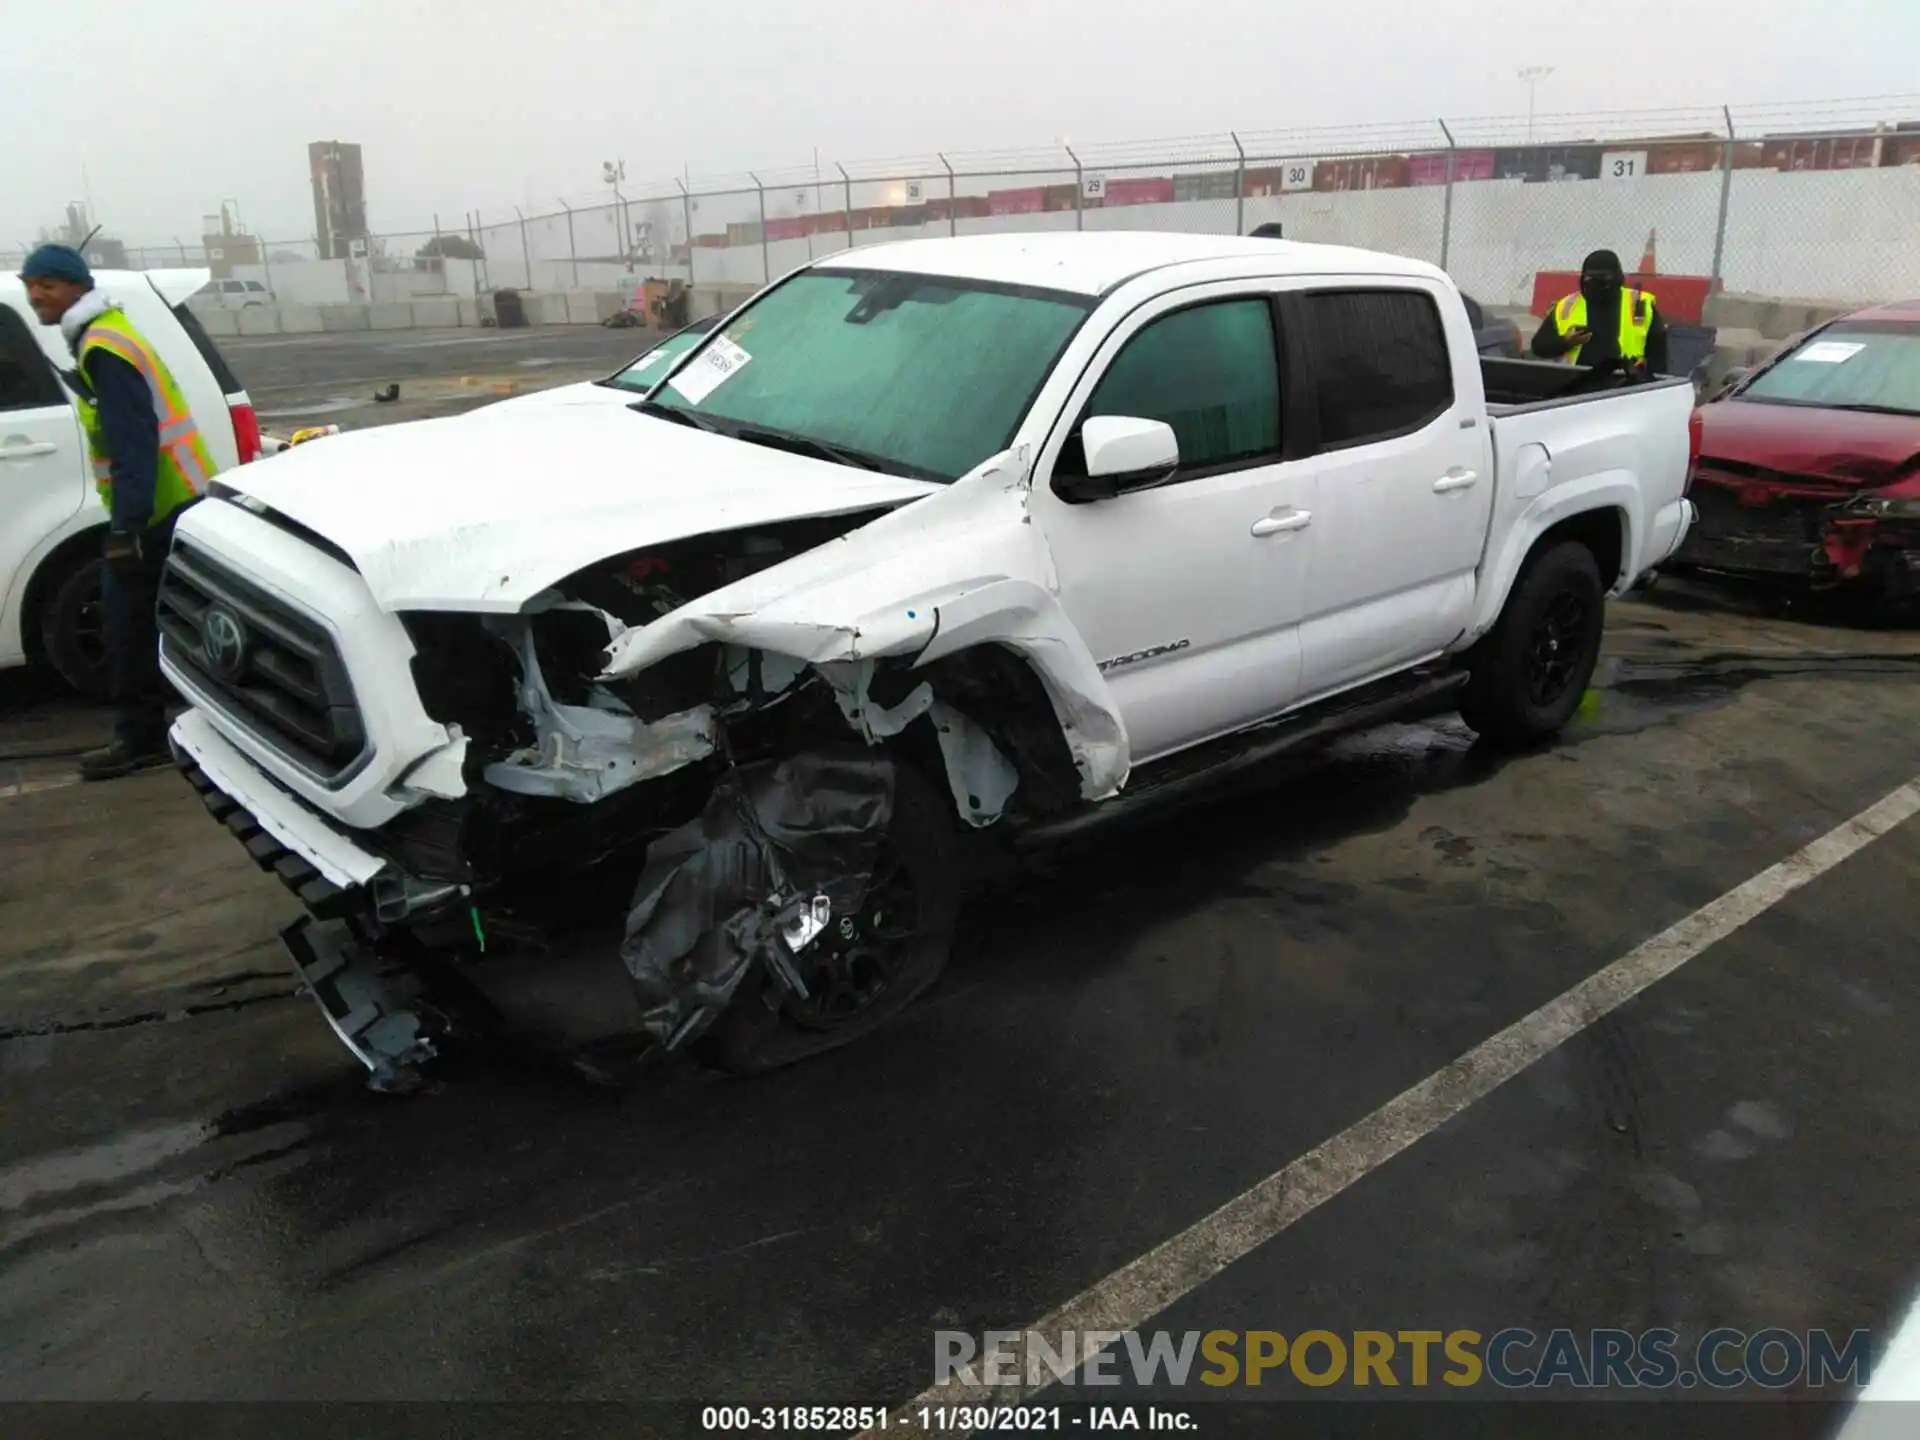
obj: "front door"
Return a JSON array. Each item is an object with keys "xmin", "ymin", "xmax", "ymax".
[
  {"xmin": 0, "ymin": 302, "xmax": 87, "ymax": 665},
  {"xmin": 1030, "ymin": 286, "xmax": 1315, "ymax": 765}
]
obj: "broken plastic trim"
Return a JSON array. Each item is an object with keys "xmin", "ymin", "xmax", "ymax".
[
  {"xmin": 481, "ymin": 615, "xmax": 719, "ymax": 803},
  {"xmin": 282, "ymin": 916, "xmax": 437, "ymax": 1093},
  {"xmin": 824, "ymin": 659, "xmax": 1019, "ymax": 827}
]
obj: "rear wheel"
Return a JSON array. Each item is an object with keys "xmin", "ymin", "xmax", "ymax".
[
  {"xmin": 701, "ymin": 758, "xmax": 959, "ymax": 1075},
  {"xmin": 41, "ymin": 556, "xmax": 112, "ymax": 701},
  {"xmin": 1458, "ymin": 541, "xmax": 1606, "ymax": 748}
]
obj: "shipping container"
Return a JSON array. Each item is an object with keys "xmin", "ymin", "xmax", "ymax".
[
  {"xmin": 1102, "ymin": 176, "xmax": 1176, "ymax": 206},
  {"xmin": 764, "ymin": 217, "xmax": 808, "ymax": 242},
  {"xmin": 1885, "ymin": 136, "xmax": 1920, "ymax": 167},
  {"xmin": 1408, "ymin": 149, "xmax": 1495, "ymax": 185},
  {"xmin": 989, "ymin": 187, "xmax": 1046, "ymax": 215},
  {"xmin": 1312, "ymin": 155, "xmax": 1411, "ymax": 192},
  {"xmin": 1763, "ymin": 134, "xmax": 1881, "ymax": 172},
  {"xmin": 1646, "ymin": 140, "xmax": 1723, "ymax": 175},
  {"xmin": 1172, "ymin": 171, "xmax": 1240, "ymax": 202},
  {"xmin": 1042, "ymin": 183, "xmax": 1080, "ymax": 212}
]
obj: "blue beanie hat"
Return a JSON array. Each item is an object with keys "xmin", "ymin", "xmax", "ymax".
[{"xmin": 19, "ymin": 243, "xmax": 92, "ymax": 285}]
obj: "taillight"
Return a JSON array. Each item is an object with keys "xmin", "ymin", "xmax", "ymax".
[
  {"xmin": 1685, "ymin": 407, "xmax": 1702, "ymax": 495},
  {"xmin": 229, "ymin": 400, "xmax": 262, "ymax": 464}
]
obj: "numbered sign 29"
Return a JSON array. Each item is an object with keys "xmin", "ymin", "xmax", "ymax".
[
  {"xmin": 1082, "ymin": 173, "xmax": 1107, "ymax": 201},
  {"xmin": 1601, "ymin": 150, "xmax": 1649, "ymax": 181}
]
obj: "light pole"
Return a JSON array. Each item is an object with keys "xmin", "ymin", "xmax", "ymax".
[
  {"xmin": 602, "ymin": 159, "xmax": 629, "ymax": 266},
  {"xmin": 1518, "ymin": 67, "xmax": 1554, "ymax": 144}
]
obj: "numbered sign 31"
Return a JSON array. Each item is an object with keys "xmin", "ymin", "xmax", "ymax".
[{"xmin": 1601, "ymin": 150, "xmax": 1649, "ymax": 181}]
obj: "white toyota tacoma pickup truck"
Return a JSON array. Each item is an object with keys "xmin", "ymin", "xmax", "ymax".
[{"xmin": 160, "ymin": 233, "xmax": 1698, "ymax": 1085}]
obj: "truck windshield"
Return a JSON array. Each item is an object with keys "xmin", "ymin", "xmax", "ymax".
[
  {"xmin": 642, "ymin": 268, "xmax": 1094, "ymax": 481},
  {"xmin": 603, "ymin": 323, "xmax": 714, "ymax": 392},
  {"xmin": 1740, "ymin": 325, "xmax": 1920, "ymax": 416}
]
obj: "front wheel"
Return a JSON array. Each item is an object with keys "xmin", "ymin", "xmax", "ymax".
[
  {"xmin": 1457, "ymin": 541, "xmax": 1606, "ymax": 748},
  {"xmin": 41, "ymin": 556, "xmax": 112, "ymax": 701},
  {"xmin": 701, "ymin": 758, "xmax": 960, "ymax": 1075}
]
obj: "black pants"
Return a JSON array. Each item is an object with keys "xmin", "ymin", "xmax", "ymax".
[{"xmin": 102, "ymin": 511, "xmax": 182, "ymax": 749}]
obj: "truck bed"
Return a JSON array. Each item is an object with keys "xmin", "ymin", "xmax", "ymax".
[{"xmin": 1480, "ymin": 354, "xmax": 1694, "ymax": 414}]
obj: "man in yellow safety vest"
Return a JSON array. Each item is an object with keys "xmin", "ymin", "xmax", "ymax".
[
  {"xmin": 20, "ymin": 244, "xmax": 215, "ymax": 779},
  {"xmin": 1531, "ymin": 248, "xmax": 1670, "ymax": 376}
]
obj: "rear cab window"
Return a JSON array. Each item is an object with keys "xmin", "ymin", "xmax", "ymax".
[{"xmin": 1294, "ymin": 288, "xmax": 1454, "ymax": 449}]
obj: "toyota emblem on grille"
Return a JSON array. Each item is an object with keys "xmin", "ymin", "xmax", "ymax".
[{"xmin": 201, "ymin": 604, "xmax": 248, "ymax": 681}]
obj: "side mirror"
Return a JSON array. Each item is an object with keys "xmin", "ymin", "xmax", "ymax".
[{"xmin": 1054, "ymin": 416, "xmax": 1180, "ymax": 503}]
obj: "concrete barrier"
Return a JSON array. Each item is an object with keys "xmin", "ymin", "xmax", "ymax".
[
  {"xmin": 278, "ymin": 306, "xmax": 324, "ymax": 334},
  {"xmin": 320, "ymin": 306, "xmax": 371, "ymax": 332},
  {"xmin": 526, "ymin": 293, "xmax": 571, "ymax": 326},
  {"xmin": 594, "ymin": 291, "xmax": 633, "ymax": 321},
  {"xmin": 368, "ymin": 304, "xmax": 414, "ymax": 331},
  {"xmin": 200, "ymin": 309, "xmax": 241, "ymax": 337},
  {"xmin": 410, "ymin": 297, "xmax": 460, "ymax": 329},
  {"xmin": 456, "ymin": 297, "xmax": 482, "ymax": 328},
  {"xmin": 564, "ymin": 292, "xmax": 599, "ymax": 325},
  {"xmin": 236, "ymin": 307, "xmax": 281, "ymax": 337}
]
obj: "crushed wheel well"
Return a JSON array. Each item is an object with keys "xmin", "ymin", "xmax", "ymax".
[{"xmin": 908, "ymin": 644, "xmax": 1083, "ymax": 818}]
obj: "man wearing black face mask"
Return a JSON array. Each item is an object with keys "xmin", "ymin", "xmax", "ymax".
[{"xmin": 1531, "ymin": 248, "xmax": 1669, "ymax": 375}]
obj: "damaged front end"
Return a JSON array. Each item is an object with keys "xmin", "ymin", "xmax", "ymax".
[
  {"xmin": 1818, "ymin": 485, "xmax": 1920, "ymax": 604},
  {"xmin": 263, "ymin": 482, "xmax": 1125, "ymax": 1086}
]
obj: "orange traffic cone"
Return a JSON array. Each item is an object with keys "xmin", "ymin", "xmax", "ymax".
[{"xmin": 1639, "ymin": 228, "xmax": 1658, "ymax": 275}]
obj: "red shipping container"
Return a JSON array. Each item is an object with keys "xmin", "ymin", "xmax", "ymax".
[
  {"xmin": 990, "ymin": 187, "xmax": 1045, "ymax": 215},
  {"xmin": 1104, "ymin": 177, "xmax": 1175, "ymax": 206}
]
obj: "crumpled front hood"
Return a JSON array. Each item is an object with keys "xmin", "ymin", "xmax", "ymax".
[
  {"xmin": 1699, "ymin": 398, "xmax": 1920, "ymax": 488},
  {"xmin": 221, "ymin": 405, "xmax": 939, "ymax": 611}
]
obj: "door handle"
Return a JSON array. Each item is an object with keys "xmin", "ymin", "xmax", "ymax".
[
  {"xmin": 1432, "ymin": 469, "xmax": 1479, "ymax": 493},
  {"xmin": 1250, "ymin": 509, "xmax": 1312, "ymax": 537},
  {"xmin": 0, "ymin": 440, "xmax": 58, "ymax": 459}
]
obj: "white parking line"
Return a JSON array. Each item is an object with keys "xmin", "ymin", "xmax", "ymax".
[
  {"xmin": 876, "ymin": 777, "xmax": 1920, "ymax": 1427},
  {"xmin": 0, "ymin": 774, "xmax": 79, "ymax": 801}
]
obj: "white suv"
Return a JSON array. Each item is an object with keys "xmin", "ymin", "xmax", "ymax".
[{"xmin": 196, "ymin": 278, "xmax": 274, "ymax": 309}]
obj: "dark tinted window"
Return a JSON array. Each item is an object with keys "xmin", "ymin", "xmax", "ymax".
[
  {"xmin": 1085, "ymin": 298, "xmax": 1281, "ymax": 469},
  {"xmin": 1300, "ymin": 289, "xmax": 1453, "ymax": 448},
  {"xmin": 170, "ymin": 304, "xmax": 245, "ymax": 395},
  {"xmin": 1459, "ymin": 293, "xmax": 1487, "ymax": 329},
  {"xmin": 0, "ymin": 306, "xmax": 64, "ymax": 410}
]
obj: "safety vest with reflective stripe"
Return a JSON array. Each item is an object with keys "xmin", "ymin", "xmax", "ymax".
[
  {"xmin": 1551, "ymin": 288, "xmax": 1657, "ymax": 366},
  {"xmin": 72, "ymin": 307, "xmax": 215, "ymax": 525}
]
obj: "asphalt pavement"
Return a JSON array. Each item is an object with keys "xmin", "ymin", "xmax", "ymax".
[
  {"xmin": 2, "ymin": 577, "xmax": 1918, "ymax": 1436},
  {"xmin": 225, "ymin": 325, "xmax": 663, "ymax": 429}
]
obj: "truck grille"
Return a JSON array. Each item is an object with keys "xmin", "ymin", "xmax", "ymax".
[{"xmin": 158, "ymin": 541, "xmax": 367, "ymax": 782}]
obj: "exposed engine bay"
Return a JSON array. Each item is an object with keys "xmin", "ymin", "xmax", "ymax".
[{"xmin": 305, "ymin": 508, "xmax": 1089, "ymax": 1080}]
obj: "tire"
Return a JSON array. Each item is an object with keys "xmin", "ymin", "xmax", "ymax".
[
  {"xmin": 1457, "ymin": 541, "xmax": 1606, "ymax": 748},
  {"xmin": 701, "ymin": 757, "xmax": 960, "ymax": 1075},
  {"xmin": 40, "ymin": 556, "xmax": 112, "ymax": 701}
]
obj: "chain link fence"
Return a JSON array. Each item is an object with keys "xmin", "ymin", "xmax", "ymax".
[{"xmin": 13, "ymin": 97, "xmax": 1917, "ymax": 321}]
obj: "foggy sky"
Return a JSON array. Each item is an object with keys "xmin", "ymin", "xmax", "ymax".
[{"xmin": 4, "ymin": 0, "xmax": 1912, "ymax": 247}]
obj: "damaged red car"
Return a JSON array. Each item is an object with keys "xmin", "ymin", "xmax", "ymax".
[{"xmin": 1677, "ymin": 299, "xmax": 1920, "ymax": 603}]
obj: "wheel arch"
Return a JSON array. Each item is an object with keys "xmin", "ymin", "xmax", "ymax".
[{"xmin": 16, "ymin": 522, "xmax": 108, "ymax": 667}]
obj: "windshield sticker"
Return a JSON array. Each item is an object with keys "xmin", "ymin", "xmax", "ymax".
[
  {"xmin": 628, "ymin": 348, "xmax": 672, "ymax": 372},
  {"xmin": 667, "ymin": 335, "xmax": 753, "ymax": 405},
  {"xmin": 1792, "ymin": 341, "xmax": 1866, "ymax": 364}
]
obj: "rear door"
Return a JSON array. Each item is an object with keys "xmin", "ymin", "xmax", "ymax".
[
  {"xmin": 1031, "ymin": 283, "xmax": 1315, "ymax": 763},
  {"xmin": 0, "ymin": 296, "xmax": 87, "ymax": 665},
  {"xmin": 1287, "ymin": 283, "xmax": 1493, "ymax": 698}
]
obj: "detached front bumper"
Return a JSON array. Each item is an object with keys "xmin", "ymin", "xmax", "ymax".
[{"xmin": 1818, "ymin": 515, "xmax": 1920, "ymax": 599}]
